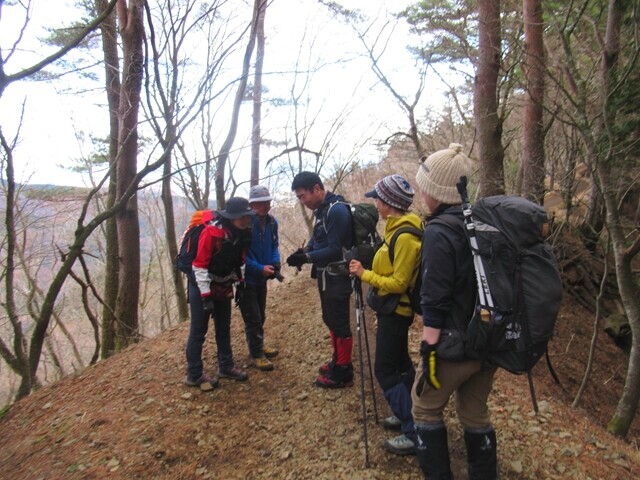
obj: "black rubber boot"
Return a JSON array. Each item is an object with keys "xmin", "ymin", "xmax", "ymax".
[
  {"xmin": 464, "ymin": 427, "xmax": 498, "ymax": 480},
  {"xmin": 415, "ymin": 423, "xmax": 453, "ymax": 480}
]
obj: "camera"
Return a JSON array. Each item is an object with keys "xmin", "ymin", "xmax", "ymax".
[{"xmin": 272, "ymin": 262, "xmax": 285, "ymax": 283}]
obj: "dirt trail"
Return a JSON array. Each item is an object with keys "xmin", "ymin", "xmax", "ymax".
[{"xmin": 0, "ymin": 273, "xmax": 638, "ymax": 479}]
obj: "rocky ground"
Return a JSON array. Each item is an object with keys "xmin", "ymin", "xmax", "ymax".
[{"xmin": 0, "ymin": 273, "xmax": 639, "ymax": 479}]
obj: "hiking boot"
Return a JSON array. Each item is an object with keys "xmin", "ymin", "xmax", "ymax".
[
  {"xmin": 250, "ymin": 356, "xmax": 274, "ymax": 371},
  {"xmin": 315, "ymin": 365, "xmax": 353, "ymax": 389},
  {"xmin": 318, "ymin": 360, "xmax": 335, "ymax": 375},
  {"xmin": 219, "ymin": 366, "xmax": 249, "ymax": 381},
  {"xmin": 383, "ymin": 434, "xmax": 416, "ymax": 456},
  {"xmin": 382, "ymin": 415, "xmax": 402, "ymax": 431},
  {"xmin": 184, "ymin": 373, "xmax": 219, "ymax": 392},
  {"xmin": 263, "ymin": 346, "xmax": 279, "ymax": 359}
]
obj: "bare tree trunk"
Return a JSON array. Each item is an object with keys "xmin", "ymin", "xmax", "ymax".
[
  {"xmin": 161, "ymin": 129, "xmax": 188, "ymax": 322},
  {"xmin": 114, "ymin": 0, "xmax": 144, "ymax": 349},
  {"xmin": 96, "ymin": 0, "xmax": 122, "ymax": 358},
  {"xmin": 474, "ymin": 0, "xmax": 505, "ymax": 196},
  {"xmin": 0, "ymin": 131, "xmax": 32, "ymax": 399},
  {"xmin": 522, "ymin": 0, "xmax": 546, "ymax": 204},
  {"xmin": 599, "ymin": 0, "xmax": 640, "ymax": 438},
  {"xmin": 250, "ymin": 0, "xmax": 266, "ymax": 186},
  {"xmin": 214, "ymin": 0, "xmax": 261, "ymax": 207}
]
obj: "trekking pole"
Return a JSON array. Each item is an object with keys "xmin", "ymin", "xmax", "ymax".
[
  {"xmin": 352, "ymin": 277, "xmax": 371, "ymax": 468},
  {"xmin": 354, "ymin": 278, "xmax": 379, "ymax": 424},
  {"xmin": 456, "ymin": 176, "xmax": 495, "ymax": 315}
]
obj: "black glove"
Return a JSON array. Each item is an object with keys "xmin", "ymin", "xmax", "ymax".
[
  {"xmin": 286, "ymin": 251, "xmax": 308, "ymax": 268},
  {"xmin": 416, "ymin": 341, "xmax": 441, "ymax": 395},
  {"xmin": 234, "ymin": 282, "xmax": 245, "ymax": 307},
  {"xmin": 202, "ymin": 297, "xmax": 215, "ymax": 315}
]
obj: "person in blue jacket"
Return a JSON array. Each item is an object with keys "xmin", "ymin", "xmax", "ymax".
[
  {"xmin": 287, "ymin": 171, "xmax": 354, "ymax": 388},
  {"xmin": 238, "ymin": 185, "xmax": 282, "ymax": 371}
]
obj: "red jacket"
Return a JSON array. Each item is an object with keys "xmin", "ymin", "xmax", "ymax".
[{"xmin": 193, "ymin": 219, "xmax": 248, "ymax": 298}]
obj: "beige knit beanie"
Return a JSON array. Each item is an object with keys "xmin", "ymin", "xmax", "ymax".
[{"xmin": 415, "ymin": 143, "xmax": 473, "ymax": 204}]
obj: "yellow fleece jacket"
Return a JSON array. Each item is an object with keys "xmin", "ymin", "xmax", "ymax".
[{"xmin": 360, "ymin": 212, "xmax": 423, "ymax": 317}]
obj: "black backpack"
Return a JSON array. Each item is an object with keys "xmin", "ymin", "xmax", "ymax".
[
  {"xmin": 449, "ymin": 185, "xmax": 563, "ymax": 412},
  {"xmin": 387, "ymin": 226, "xmax": 423, "ymax": 315},
  {"xmin": 463, "ymin": 195, "xmax": 562, "ymax": 375},
  {"xmin": 324, "ymin": 200, "xmax": 381, "ymax": 269}
]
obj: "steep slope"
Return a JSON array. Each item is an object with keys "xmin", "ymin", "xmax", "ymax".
[{"xmin": 0, "ymin": 274, "xmax": 638, "ymax": 479}]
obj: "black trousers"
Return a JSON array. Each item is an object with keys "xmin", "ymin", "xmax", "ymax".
[
  {"xmin": 374, "ymin": 312, "xmax": 414, "ymax": 391},
  {"xmin": 238, "ymin": 283, "xmax": 268, "ymax": 358},
  {"xmin": 317, "ymin": 272, "xmax": 352, "ymax": 338}
]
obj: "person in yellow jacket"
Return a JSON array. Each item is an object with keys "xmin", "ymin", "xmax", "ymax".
[{"xmin": 349, "ymin": 174, "xmax": 422, "ymax": 456}]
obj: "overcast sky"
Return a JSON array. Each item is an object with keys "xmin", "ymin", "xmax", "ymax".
[{"xmin": 0, "ymin": 0, "xmax": 452, "ymax": 189}]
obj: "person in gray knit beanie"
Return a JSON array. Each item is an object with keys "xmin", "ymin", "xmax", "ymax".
[{"xmin": 414, "ymin": 143, "xmax": 473, "ymax": 205}]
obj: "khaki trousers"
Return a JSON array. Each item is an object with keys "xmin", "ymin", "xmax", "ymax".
[{"xmin": 412, "ymin": 357, "xmax": 497, "ymax": 430}]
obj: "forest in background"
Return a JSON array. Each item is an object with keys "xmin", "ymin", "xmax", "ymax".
[{"xmin": 0, "ymin": 0, "xmax": 639, "ymax": 440}]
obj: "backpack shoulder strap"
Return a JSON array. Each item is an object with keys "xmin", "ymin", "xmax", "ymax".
[
  {"xmin": 268, "ymin": 214, "xmax": 278, "ymax": 243},
  {"xmin": 388, "ymin": 226, "xmax": 423, "ymax": 264},
  {"xmin": 322, "ymin": 200, "xmax": 349, "ymax": 233},
  {"xmin": 426, "ymin": 213, "xmax": 465, "ymax": 235}
]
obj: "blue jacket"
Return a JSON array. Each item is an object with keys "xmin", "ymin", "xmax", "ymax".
[
  {"xmin": 307, "ymin": 191, "xmax": 352, "ymax": 269},
  {"xmin": 244, "ymin": 214, "xmax": 281, "ymax": 286}
]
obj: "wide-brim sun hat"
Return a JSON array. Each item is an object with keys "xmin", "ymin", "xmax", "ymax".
[{"xmin": 219, "ymin": 197, "xmax": 256, "ymax": 219}]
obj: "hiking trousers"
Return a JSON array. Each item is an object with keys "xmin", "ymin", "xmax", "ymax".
[
  {"xmin": 375, "ymin": 312, "xmax": 416, "ymax": 436},
  {"xmin": 186, "ymin": 282, "xmax": 234, "ymax": 380},
  {"xmin": 374, "ymin": 312, "xmax": 414, "ymax": 391},
  {"xmin": 411, "ymin": 357, "xmax": 497, "ymax": 430},
  {"xmin": 238, "ymin": 283, "xmax": 268, "ymax": 358},
  {"xmin": 317, "ymin": 273, "xmax": 352, "ymax": 338}
]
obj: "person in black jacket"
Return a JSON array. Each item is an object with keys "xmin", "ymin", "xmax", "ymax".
[
  {"xmin": 287, "ymin": 171, "xmax": 354, "ymax": 388},
  {"xmin": 412, "ymin": 144, "xmax": 498, "ymax": 480}
]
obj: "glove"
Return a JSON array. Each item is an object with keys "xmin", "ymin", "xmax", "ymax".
[
  {"xmin": 415, "ymin": 341, "xmax": 441, "ymax": 395},
  {"xmin": 202, "ymin": 297, "xmax": 215, "ymax": 315},
  {"xmin": 286, "ymin": 251, "xmax": 308, "ymax": 268},
  {"xmin": 234, "ymin": 282, "xmax": 245, "ymax": 307}
]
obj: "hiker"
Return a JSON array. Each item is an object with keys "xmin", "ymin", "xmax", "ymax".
[
  {"xmin": 286, "ymin": 171, "xmax": 354, "ymax": 388},
  {"xmin": 185, "ymin": 197, "xmax": 254, "ymax": 389},
  {"xmin": 238, "ymin": 185, "xmax": 282, "ymax": 371},
  {"xmin": 348, "ymin": 174, "xmax": 422, "ymax": 456},
  {"xmin": 412, "ymin": 144, "xmax": 498, "ymax": 479}
]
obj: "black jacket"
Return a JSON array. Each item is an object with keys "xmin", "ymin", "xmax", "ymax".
[{"xmin": 419, "ymin": 205, "xmax": 476, "ymax": 331}]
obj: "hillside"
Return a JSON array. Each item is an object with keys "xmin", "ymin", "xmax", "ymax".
[{"xmin": 0, "ymin": 273, "xmax": 638, "ymax": 479}]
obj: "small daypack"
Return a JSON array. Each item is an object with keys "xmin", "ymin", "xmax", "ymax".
[
  {"xmin": 387, "ymin": 226, "xmax": 423, "ymax": 315},
  {"xmin": 176, "ymin": 210, "xmax": 214, "ymax": 280},
  {"xmin": 324, "ymin": 200, "xmax": 381, "ymax": 269}
]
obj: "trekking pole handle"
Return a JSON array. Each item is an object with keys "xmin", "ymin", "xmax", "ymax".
[
  {"xmin": 456, "ymin": 175, "xmax": 475, "ymax": 232},
  {"xmin": 455, "ymin": 175, "xmax": 495, "ymax": 310},
  {"xmin": 456, "ymin": 176, "xmax": 470, "ymax": 207}
]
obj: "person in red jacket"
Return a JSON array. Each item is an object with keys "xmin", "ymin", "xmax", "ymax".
[{"xmin": 185, "ymin": 197, "xmax": 254, "ymax": 389}]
